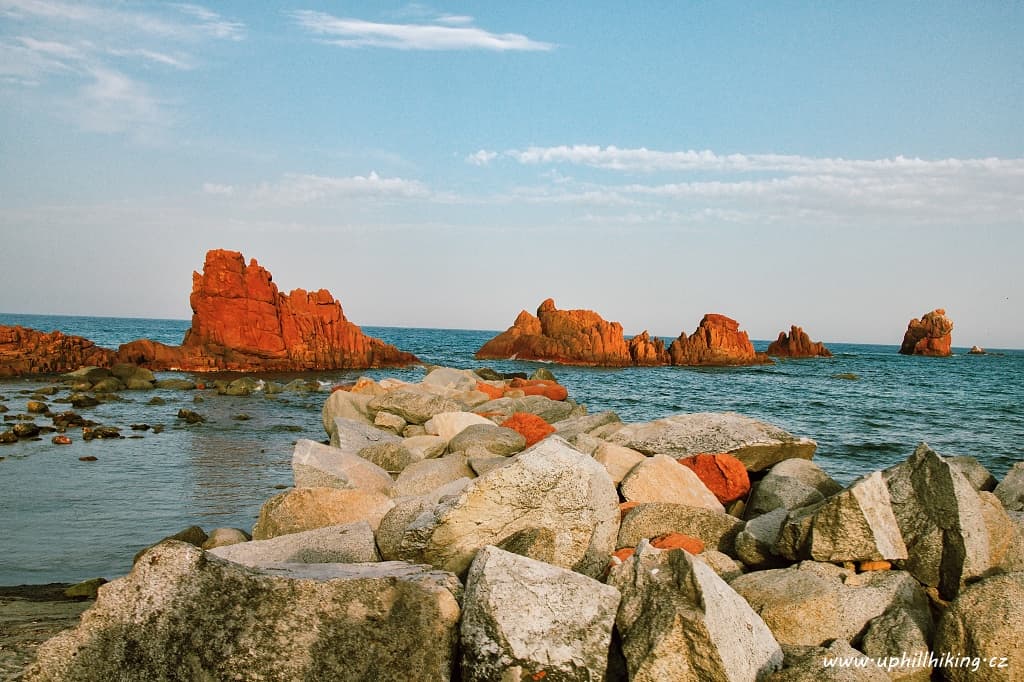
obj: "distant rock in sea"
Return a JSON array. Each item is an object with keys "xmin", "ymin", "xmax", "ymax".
[
  {"xmin": 766, "ymin": 325, "xmax": 832, "ymax": 358},
  {"xmin": 969, "ymin": 345, "xmax": 986, "ymax": 355},
  {"xmin": 1, "ymin": 249, "xmax": 420, "ymax": 375},
  {"xmin": 117, "ymin": 249, "xmax": 419, "ymax": 372},
  {"xmin": 476, "ymin": 301, "xmax": 770, "ymax": 367},
  {"xmin": 899, "ymin": 308, "xmax": 953, "ymax": 357},
  {"xmin": 0, "ymin": 326, "xmax": 115, "ymax": 377}
]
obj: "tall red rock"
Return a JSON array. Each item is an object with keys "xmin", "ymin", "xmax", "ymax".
[
  {"xmin": 117, "ymin": 249, "xmax": 418, "ymax": 371},
  {"xmin": 0, "ymin": 326, "xmax": 116, "ymax": 377},
  {"xmin": 475, "ymin": 299, "xmax": 633, "ymax": 366},
  {"xmin": 766, "ymin": 325, "xmax": 832, "ymax": 358},
  {"xmin": 667, "ymin": 314, "xmax": 772, "ymax": 366},
  {"xmin": 899, "ymin": 308, "xmax": 953, "ymax": 356},
  {"xmin": 628, "ymin": 331, "xmax": 669, "ymax": 366}
]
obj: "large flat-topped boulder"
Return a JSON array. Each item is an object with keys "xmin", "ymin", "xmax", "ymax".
[
  {"xmin": 24, "ymin": 542, "xmax": 462, "ymax": 682},
  {"xmin": 609, "ymin": 412, "xmax": 816, "ymax": 472}
]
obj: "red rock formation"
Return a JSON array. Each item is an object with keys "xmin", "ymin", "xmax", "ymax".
[
  {"xmin": 501, "ymin": 412, "xmax": 556, "ymax": 447},
  {"xmin": 475, "ymin": 299, "xmax": 633, "ymax": 366},
  {"xmin": 0, "ymin": 326, "xmax": 116, "ymax": 376},
  {"xmin": 650, "ymin": 532, "xmax": 705, "ymax": 554},
  {"xmin": 899, "ymin": 308, "xmax": 953, "ymax": 356},
  {"xmin": 677, "ymin": 453, "xmax": 751, "ymax": 505},
  {"xmin": 667, "ymin": 314, "xmax": 772, "ymax": 366},
  {"xmin": 628, "ymin": 331, "xmax": 669, "ymax": 366},
  {"xmin": 117, "ymin": 249, "xmax": 418, "ymax": 371},
  {"xmin": 766, "ymin": 325, "xmax": 832, "ymax": 358}
]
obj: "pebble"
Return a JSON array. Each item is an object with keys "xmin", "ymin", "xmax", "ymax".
[{"xmin": 52, "ymin": 435, "xmax": 72, "ymax": 445}]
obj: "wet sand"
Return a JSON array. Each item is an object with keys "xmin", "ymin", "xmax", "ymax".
[{"xmin": 0, "ymin": 585, "xmax": 90, "ymax": 681}]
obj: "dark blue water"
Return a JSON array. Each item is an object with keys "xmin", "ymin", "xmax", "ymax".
[{"xmin": 1, "ymin": 313, "xmax": 1022, "ymax": 584}]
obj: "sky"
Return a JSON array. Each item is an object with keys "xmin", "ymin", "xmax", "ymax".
[{"xmin": 1, "ymin": 2, "xmax": 1022, "ymax": 348}]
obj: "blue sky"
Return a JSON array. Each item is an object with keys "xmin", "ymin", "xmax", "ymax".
[{"xmin": 1, "ymin": 2, "xmax": 1022, "ymax": 347}]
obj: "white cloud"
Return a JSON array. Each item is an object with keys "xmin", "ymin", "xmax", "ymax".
[
  {"xmin": 202, "ymin": 182, "xmax": 235, "ymax": 196},
  {"xmin": 251, "ymin": 172, "xmax": 437, "ymax": 205},
  {"xmin": 290, "ymin": 10, "xmax": 553, "ymax": 51},
  {"xmin": 466, "ymin": 149, "xmax": 498, "ymax": 166}
]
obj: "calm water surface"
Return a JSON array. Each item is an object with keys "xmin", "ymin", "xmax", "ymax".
[{"xmin": 1, "ymin": 313, "xmax": 1021, "ymax": 583}]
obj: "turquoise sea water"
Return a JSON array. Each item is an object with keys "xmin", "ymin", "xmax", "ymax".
[{"xmin": 1, "ymin": 312, "xmax": 1022, "ymax": 584}]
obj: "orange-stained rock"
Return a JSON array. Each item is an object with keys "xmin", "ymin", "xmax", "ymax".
[
  {"xmin": 650, "ymin": 532, "xmax": 705, "ymax": 554},
  {"xmin": 628, "ymin": 330, "xmax": 669, "ymax": 366},
  {"xmin": 475, "ymin": 381, "xmax": 505, "ymax": 400},
  {"xmin": 0, "ymin": 326, "xmax": 116, "ymax": 376},
  {"xmin": 619, "ymin": 501, "xmax": 640, "ymax": 520},
  {"xmin": 858, "ymin": 560, "xmax": 892, "ymax": 572},
  {"xmin": 475, "ymin": 299, "xmax": 633, "ymax": 366},
  {"xmin": 899, "ymin": 308, "xmax": 953, "ymax": 357},
  {"xmin": 766, "ymin": 325, "xmax": 832, "ymax": 358},
  {"xmin": 115, "ymin": 250, "xmax": 419, "ymax": 372},
  {"xmin": 676, "ymin": 453, "xmax": 751, "ymax": 505},
  {"xmin": 501, "ymin": 412, "xmax": 556, "ymax": 447},
  {"xmin": 508, "ymin": 378, "xmax": 569, "ymax": 401},
  {"xmin": 667, "ymin": 313, "xmax": 772, "ymax": 367},
  {"xmin": 612, "ymin": 547, "xmax": 636, "ymax": 563}
]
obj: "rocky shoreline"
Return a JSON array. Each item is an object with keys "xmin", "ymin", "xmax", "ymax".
[{"xmin": 14, "ymin": 366, "xmax": 1024, "ymax": 680}]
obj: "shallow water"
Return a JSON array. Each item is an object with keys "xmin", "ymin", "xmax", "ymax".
[{"xmin": 1, "ymin": 313, "xmax": 1022, "ymax": 584}]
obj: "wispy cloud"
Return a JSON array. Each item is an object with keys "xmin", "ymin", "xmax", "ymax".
[
  {"xmin": 467, "ymin": 145, "xmax": 1024, "ymax": 227},
  {"xmin": 211, "ymin": 172, "xmax": 460, "ymax": 206},
  {"xmin": 0, "ymin": 0, "xmax": 243, "ymax": 136},
  {"xmin": 290, "ymin": 9, "xmax": 553, "ymax": 51}
]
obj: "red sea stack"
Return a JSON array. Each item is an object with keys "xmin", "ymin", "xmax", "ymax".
[
  {"xmin": 677, "ymin": 453, "xmax": 751, "ymax": 505},
  {"xmin": 899, "ymin": 308, "xmax": 953, "ymax": 357},
  {"xmin": 628, "ymin": 330, "xmax": 670, "ymax": 366},
  {"xmin": 0, "ymin": 326, "xmax": 116, "ymax": 377},
  {"xmin": 475, "ymin": 299, "xmax": 633, "ymax": 366},
  {"xmin": 667, "ymin": 314, "xmax": 772, "ymax": 366},
  {"xmin": 117, "ymin": 249, "xmax": 418, "ymax": 371},
  {"xmin": 766, "ymin": 325, "xmax": 832, "ymax": 358}
]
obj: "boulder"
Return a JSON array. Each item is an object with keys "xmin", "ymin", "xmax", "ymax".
[
  {"xmin": 551, "ymin": 410, "xmax": 622, "ymax": 441},
  {"xmin": 978, "ymin": 491, "xmax": 1024, "ymax": 572},
  {"xmin": 460, "ymin": 546, "xmax": 621, "ymax": 681},
  {"xmin": 329, "ymin": 416, "xmax": 401, "ymax": 451},
  {"xmin": 767, "ymin": 640, "xmax": 889, "ymax": 681},
  {"xmin": 292, "ymin": 438, "xmax": 394, "ymax": 493},
  {"xmin": 475, "ymin": 298, "xmax": 634, "ymax": 366},
  {"xmin": 730, "ymin": 562, "xmax": 930, "ymax": 647},
  {"xmin": 883, "ymin": 443, "xmax": 992, "ymax": 598},
  {"xmin": 860, "ymin": 606, "xmax": 933, "ymax": 682},
  {"xmin": 375, "ymin": 479, "xmax": 473, "ymax": 561},
  {"xmin": 422, "ymin": 366, "xmax": 481, "ymax": 392},
  {"xmin": 200, "ymin": 527, "xmax": 250, "ymax": 550},
  {"xmin": 747, "ymin": 458, "xmax": 845, "ymax": 518},
  {"xmin": 252, "ymin": 487, "xmax": 394, "ymax": 540},
  {"xmin": 619, "ymin": 454, "xmax": 725, "ymax": 511},
  {"xmin": 735, "ymin": 508, "xmax": 790, "ymax": 569},
  {"xmin": 609, "ymin": 412, "xmax": 816, "ymax": 472},
  {"xmin": 499, "ymin": 412, "xmax": 555, "ymax": 447},
  {"xmin": 114, "ymin": 249, "xmax": 419, "ymax": 371},
  {"xmin": 25, "ymin": 542, "xmax": 460, "ymax": 682},
  {"xmin": 474, "ymin": 395, "xmax": 575, "ymax": 422},
  {"xmin": 898, "ymin": 308, "xmax": 953, "ymax": 356},
  {"xmin": 677, "ymin": 452, "xmax": 751, "ymax": 504},
  {"xmin": 766, "ymin": 326, "xmax": 833, "ymax": 358},
  {"xmin": 933, "ymin": 572, "xmax": 1024, "ymax": 681},
  {"xmin": 667, "ymin": 313, "xmax": 773, "ymax": 366},
  {"xmin": 403, "ymin": 434, "xmax": 448, "ymax": 460},
  {"xmin": 774, "ymin": 471, "xmax": 908, "ymax": 563},
  {"xmin": 994, "ymin": 461, "xmax": 1024, "ymax": 512},
  {"xmin": 607, "ymin": 542, "xmax": 783, "ymax": 681},
  {"xmin": 447, "ymin": 424, "xmax": 525, "ymax": 456},
  {"xmin": 592, "ymin": 442, "xmax": 647, "ymax": 484},
  {"xmin": 424, "ymin": 411, "xmax": 494, "ymax": 440},
  {"xmin": 617, "ymin": 502, "xmax": 744, "ymax": 553},
  {"xmin": 394, "ymin": 436, "xmax": 619, "ymax": 578},
  {"xmin": 393, "ymin": 455, "xmax": 476, "ymax": 498},
  {"xmin": 370, "ymin": 390, "xmax": 465, "ymax": 425},
  {"xmin": 946, "ymin": 455, "xmax": 997, "ymax": 491},
  {"xmin": 373, "ymin": 410, "xmax": 407, "ymax": 434},
  {"xmin": 357, "ymin": 441, "xmax": 422, "ymax": 473},
  {"xmin": 209, "ymin": 521, "xmax": 380, "ymax": 566}
]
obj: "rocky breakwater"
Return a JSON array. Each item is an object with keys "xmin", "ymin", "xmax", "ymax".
[
  {"xmin": 24, "ymin": 366, "xmax": 1024, "ymax": 681},
  {"xmin": 900, "ymin": 308, "xmax": 954, "ymax": 356},
  {"xmin": 117, "ymin": 249, "xmax": 419, "ymax": 372},
  {"xmin": 0, "ymin": 327, "xmax": 115, "ymax": 377},
  {"xmin": 766, "ymin": 324, "xmax": 832, "ymax": 358},
  {"xmin": 477, "ymin": 299, "xmax": 771, "ymax": 367}
]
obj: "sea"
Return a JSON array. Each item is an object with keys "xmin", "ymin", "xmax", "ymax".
[{"xmin": 1, "ymin": 312, "xmax": 1022, "ymax": 585}]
